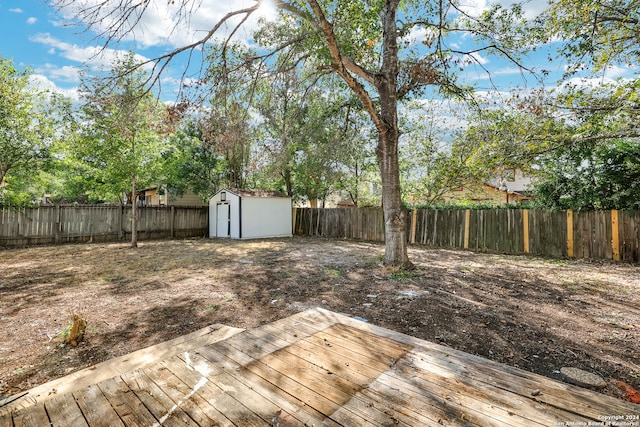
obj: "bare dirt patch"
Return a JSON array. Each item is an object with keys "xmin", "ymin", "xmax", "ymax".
[{"xmin": 1, "ymin": 237, "xmax": 639, "ymax": 404}]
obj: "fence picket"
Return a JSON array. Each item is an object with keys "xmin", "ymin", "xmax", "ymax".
[
  {"xmin": 3, "ymin": 205, "xmax": 638, "ymax": 262},
  {"xmin": 291, "ymin": 207, "xmax": 638, "ymax": 263},
  {"xmin": 0, "ymin": 205, "xmax": 207, "ymax": 246}
]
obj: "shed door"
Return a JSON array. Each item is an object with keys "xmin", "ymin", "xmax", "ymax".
[{"xmin": 216, "ymin": 203, "xmax": 230, "ymax": 237}]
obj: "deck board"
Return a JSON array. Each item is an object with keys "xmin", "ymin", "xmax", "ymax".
[
  {"xmin": 45, "ymin": 393, "xmax": 89, "ymax": 427},
  {"xmin": 193, "ymin": 344, "xmax": 341, "ymax": 427},
  {"xmin": 97, "ymin": 376, "xmax": 159, "ymax": 427},
  {"xmin": 0, "ymin": 323, "xmax": 243, "ymax": 416},
  {"xmin": 2, "ymin": 308, "xmax": 638, "ymax": 426},
  {"xmin": 72, "ymin": 384, "xmax": 125, "ymax": 427},
  {"xmin": 142, "ymin": 362, "xmax": 234, "ymax": 427},
  {"xmin": 0, "ymin": 413, "xmax": 11, "ymax": 427},
  {"xmin": 10, "ymin": 403, "xmax": 50, "ymax": 427},
  {"xmin": 121, "ymin": 369, "xmax": 199, "ymax": 427}
]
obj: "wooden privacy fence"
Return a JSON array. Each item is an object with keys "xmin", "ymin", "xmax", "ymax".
[
  {"xmin": 293, "ymin": 208, "xmax": 640, "ymax": 262},
  {"xmin": 0, "ymin": 205, "xmax": 208, "ymax": 247}
]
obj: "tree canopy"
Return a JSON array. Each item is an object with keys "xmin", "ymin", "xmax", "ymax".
[
  {"xmin": 0, "ymin": 56, "xmax": 61, "ymax": 205},
  {"xmin": 20, "ymin": 0, "xmax": 635, "ymax": 257},
  {"xmin": 72, "ymin": 52, "xmax": 170, "ymax": 246}
]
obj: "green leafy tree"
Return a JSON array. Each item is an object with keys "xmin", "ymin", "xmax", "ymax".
[
  {"xmin": 0, "ymin": 56, "xmax": 62, "ymax": 205},
  {"xmin": 251, "ymin": 68, "xmax": 368, "ymax": 206},
  {"xmin": 539, "ymin": 0, "xmax": 639, "ymax": 76},
  {"xmin": 163, "ymin": 119, "xmax": 227, "ymax": 200},
  {"xmin": 55, "ymin": 0, "xmax": 536, "ymax": 267},
  {"xmin": 75, "ymin": 52, "xmax": 169, "ymax": 247},
  {"xmin": 199, "ymin": 42, "xmax": 258, "ymax": 190},
  {"xmin": 330, "ymin": 106, "xmax": 378, "ymax": 208},
  {"xmin": 535, "ymin": 139, "xmax": 640, "ymax": 210}
]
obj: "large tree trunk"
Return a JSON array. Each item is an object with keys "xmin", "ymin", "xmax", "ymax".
[
  {"xmin": 306, "ymin": 0, "xmax": 411, "ymax": 268},
  {"xmin": 376, "ymin": 0, "xmax": 411, "ymax": 269},
  {"xmin": 377, "ymin": 130, "xmax": 411, "ymax": 269}
]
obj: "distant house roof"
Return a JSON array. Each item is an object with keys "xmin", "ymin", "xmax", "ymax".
[
  {"xmin": 482, "ymin": 183, "xmax": 532, "ymax": 198},
  {"xmin": 224, "ymin": 188, "xmax": 290, "ymax": 198}
]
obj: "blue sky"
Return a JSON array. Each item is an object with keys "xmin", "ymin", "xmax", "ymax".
[
  {"xmin": 1, "ymin": 0, "xmax": 272, "ymax": 100},
  {"xmin": 0, "ymin": 0, "xmax": 634, "ymax": 105}
]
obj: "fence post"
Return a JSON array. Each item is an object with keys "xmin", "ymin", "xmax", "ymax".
[
  {"xmin": 292, "ymin": 208, "xmax": 297, "ymax": 235},
  {"xmin": 118, "ymin": 205, "xmax": 124, "ymax": 240},
  {"xmin": 170, "ymin": 206, "xmax": 175, "ymax": 238},
  {"xmin": 611, "ymin": 209, "xmax": 620, "ymax": 261},
  {"xmin": 410, "ymin": 209, "xmax": 417, "ymax": 244},
  {"xmin": 566, "ymin": 210, "xmax": 574, "ymax": 258},
  {"xmin": 523, "ymin": 209, "xmax": 530, "ymax": 253},
  {"xmin": 463, "ymin": 209, "xmax": 470, "ymax": 249},
  {"xmin": 55, "ymin": 205, "xmax": 61, "ymax": 243}
]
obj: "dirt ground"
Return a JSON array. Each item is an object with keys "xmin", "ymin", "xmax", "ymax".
[{"xmin": 1, "ymin": 236, "xmax": 639, "ymax": 405}]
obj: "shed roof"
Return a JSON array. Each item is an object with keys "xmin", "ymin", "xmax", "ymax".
[{"xmin": 223, "ymin": 188, "xmax": 290, "ymax": 198}]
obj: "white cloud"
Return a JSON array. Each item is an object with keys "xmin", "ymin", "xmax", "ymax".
[
  {"xmin": 28, "ymin": 74, "xmax": 81, "ymax": 102},
  {"xmin": 467, "ymin": 51, "xmax": 489, "ymax": 66},
  {"xmin": 602, "ymin": 64, "xmax": 632, "ymax": 80},
  {"xmin": 402, "ymin": 26, "xmax": 437, "ymax": 47},
  {"xmin": 560, "ymin": 64, "xmax": 636, "ymax": 90},
  {"xmin": 30, "ymin": 33, "xmax": 151, "ymax": 71},
  {"xmin": 56, "ymin": 0, "xmax": 274, "ymax": 49},
  {"xmin": 458, "ymin": 0, "xmax": 548, "ymax": 19},
  {"xmin": 50, "ymin": 20, "xmax": 70, "ymax": 28},
  {"xmin": 34, "ymin": 63, "xmax": 82, "ymax": 83},
  {"xmin": 465, "ymin": 66, "xmax": 523, "ymax": 81},
  {"xmin": 9, "ymin": 8, "xmax": 23, "ymax": 13},
  {"xmin": 27, "ymin": 17, "xmax": 38, "ymax": 24}
]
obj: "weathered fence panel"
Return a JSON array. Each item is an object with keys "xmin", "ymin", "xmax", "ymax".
[
  {"xmin": 293, "ymin": 208, "xmax": 385, "ymax": 241},
  {"xmin": 0, "ymin": 205, "xmax": 208, "ymax": 247},
  {"xmin": 416, "ymin": 209, "xmax": 466, "ymax": 248},
  {"xmin": 527, "ymin": 210, "xmax": 567, "ymax": 258},
  {"xmin": 468, "ymin": 209, "xmax": 526, "ymax": 254},
  {"xmin": 619, "ymin": 211, "xmax": 640, "ymax": 262},
  {"xmin": 293, "ymin": 207, "xmax": 639, "ymax": 262}
]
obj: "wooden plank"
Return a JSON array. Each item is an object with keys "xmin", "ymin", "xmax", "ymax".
[
  {"xmin": 358, "ymin": 371, "xmax": 487, "ymax": 427},
  {"xmin": 612, "ymin": 209, "xmax": 620, "ymax": 261},
  {"xmin": 194, "ymin": 344, "xmax": 340, "ymax": 427},
  {"xmin": 2, "ymin": 324, "xmax": 243, "ymax": 413},
  {"xmin": 257, "ymin": 340, "xmax": 425, "ymax": 426},
  {"xmin": 391, "ymin": 350, "xmax": 592, "ymax": 426},
  {"xmin": 9, "ymin": 404, "xmax": 50, "ymax": 427},
  {"xmin": 0, "ymin": 413, "xmax": 11, "ymax": 427},
  {"xmin": 212, "ymin": 335, "xmax": 391, "ymax": 426},
  {"xmin": 523, "ymin": 209, "xmax": 529, "ymax": 253},
  {"xmin": 160, "ymin": 356, "xmax": 269, "ymax": 427},
  {"xmin": 567, "ymin": 210, "xmax": 574, "ymax": 258},
  {"xmin": 121, "ymin": 369, "xmax": 199, "ymax": 427},
  {"xmin": 218, "ymin": 342, "xmax": 341, "ymax": 417},
  {"xmin": 464, "ymin": 209, "xmax": 470, "ymax": 249},
  {"xmin": 378, "ymin": 367, "xmax": 527, "ymax": 426},
  {"xmin": 621, "ymin": 210, "xmax": 640, "ymax": 262},
  {"xmin": 142, "ymin": 363, "xmax": 234, "ymax": 427},
  {"xmin": 97, "ymin": 377, "xmax": 159, "ymax": 427},
  {"xmin": 73, "ymin": 384, "xmax": 125, "ymax": 427},
  {"xmin": 263, "ymin": 317, "xmax": 413, "ymax": 387},
  {"xmin": 410, "ymin": 209, "xmax": 417, "ymax": 244},
  {"xmin": 176, "ymin": 351, "xmax": 313, "ymax": 427},
  {"xmin": 309, "ymin": 308, "xmax": 639, "ymax": 416},
  {"xmin": 313, "ymin": 324, "xmax": 411, "ymax": 366},
  {"xmin": 44, "ymin": 393, "xmax": 89, "ymax": 427}
]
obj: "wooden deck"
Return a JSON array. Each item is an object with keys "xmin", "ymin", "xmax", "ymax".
[{"xmin": 1, "ymin": 308, "xmax": 637, "ymax": 426}]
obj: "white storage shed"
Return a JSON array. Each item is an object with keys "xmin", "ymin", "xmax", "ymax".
[{"xmin": 209, "ymin": 189, "xmax": 292, "ymax": 239}]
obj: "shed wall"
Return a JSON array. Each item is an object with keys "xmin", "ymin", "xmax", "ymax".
[{"xmin": 240, "ymin": 197, "xmax": 292, "ymax": 239}]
